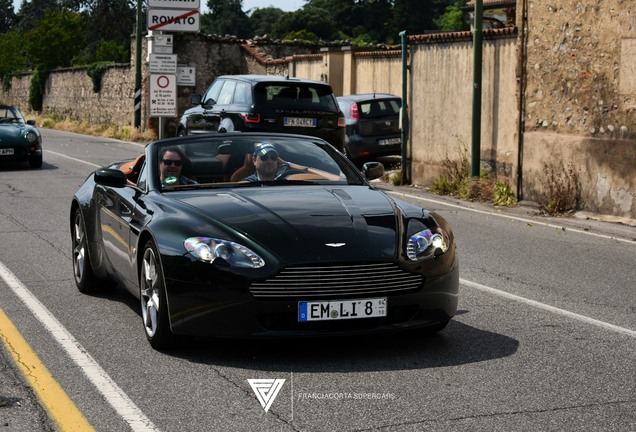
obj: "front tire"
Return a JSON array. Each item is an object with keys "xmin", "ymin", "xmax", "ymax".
[
  {"xmin": 72, "ymin": 208, "xmax": 115, "ymax": 293},
  {"xmin": 29, "ymin": 154, "xmax": 43, "ymax": 168},
  {"xmin": 140, "ymin": 240, "xmax": 175, "ymax": 350}
]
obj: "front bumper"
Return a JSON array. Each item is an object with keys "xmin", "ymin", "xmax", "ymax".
[
  {"xmin": 345, "ymin": 134, "xmax": 401, "ymax": 159},
  {"xmin": 0, "ymin": 144, "xmax": 42, "ymax": 164},
  {"xmin": 163, "ymin": 257, "xmax": 459, "ymax": 338}
]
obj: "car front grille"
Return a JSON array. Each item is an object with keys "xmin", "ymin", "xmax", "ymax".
[{"xmin": 250, "ymin": 262, "xmax": 423, "ymax": 300}]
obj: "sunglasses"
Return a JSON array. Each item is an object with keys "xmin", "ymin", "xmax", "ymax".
[
  {"xmin": 258, "ymin": 153, "xmax": 278, "ymax": 161},
  {"xmin": 162, "ymin": 159, "xmax": 183, "ymax": 166}
]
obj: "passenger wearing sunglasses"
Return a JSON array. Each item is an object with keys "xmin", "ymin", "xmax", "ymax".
[
  {"xmin": 243, "ymin": 142, "xmax": 280, "ymax": 182},
  {"xmin": 159, "ymin": 147, "xmax": 197, "ymax": 186}
]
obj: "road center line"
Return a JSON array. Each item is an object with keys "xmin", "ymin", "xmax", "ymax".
[
  {"xmin": 461, "ymin": 278, "xmax": 636, "ymax": 338},
  {"xmin": 389, "ymin": 191, "xmax": 635, "ymax": 244},
  {"xmin": 0, "ymin": 261, "xmax": 159, "ymax": 432}
]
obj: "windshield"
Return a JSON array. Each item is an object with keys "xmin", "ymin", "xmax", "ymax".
[
  {"xmin": 157, "ymin": 135, "xmax": 365, "ymax": 191},
  {"xmin": 0, "ymin": 106, "xmax": 25, "ymax": 124}
]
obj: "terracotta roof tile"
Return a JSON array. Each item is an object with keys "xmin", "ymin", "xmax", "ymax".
[{"xmin": 409, "ymin": 27, "xmax": 516, "ymax": 44}]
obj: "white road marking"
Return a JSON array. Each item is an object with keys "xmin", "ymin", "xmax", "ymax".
[
  {"xmin": 389, "ymin": 191, "xmax": 635, "ymax": 244},
  {"xmin": 0, "ymin": 261, "xmax": 160, "ymax": 431},
  {"xmin": 461, "ymin": 278, "xmax": 636, "ymax": 338},
  {"xmin": 45, "ymin": 150, "xmax": 101, "ymax": 168}
]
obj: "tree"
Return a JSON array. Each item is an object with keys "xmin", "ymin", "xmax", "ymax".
[
  {"xmin": 16, "ymin": 0, "xmax": 61, "ymax": 31},
  {"xmin": 201, "ymin": 0, "xmax": 251, "ymax": 38},
  {"xmin": 272, "ymin": 6, "xmax": 336, "ymax": 40},
  {"xmin": 435, "ymin": 1, "xmax": 469, "ymax": 32},
  {"xmin": 0, "ymin": 0, "xmax": 17, "ymax": 33},
  {"xmin": 248, "ymin": 7, "xmax": 284, "ymax": 37},
  {"xmin": 389, "ymin": 0, "xmax": 437, "ymax": 36},
  {"xmin": 72, "ymin": 0, "xmax": 134, "ymax": 64},
  {"xmin": 84, "ymin": 0, "xmax": 135, "ymax": 47},
  {"xmin": 340, "ymin": 0, "xmax": 394, "ymax": 44},
  {"xmin": 0, "ymin": 30, "xmax": 27, "ymax": 88},
  {"xmin": 25, "ymin": 10, "xmax": 85, "ymax": 70}
]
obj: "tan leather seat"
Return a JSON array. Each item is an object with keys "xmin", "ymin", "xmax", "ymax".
[{"xmin": 119, "ymin": 154, "xmax": 145, "ymax": 184}]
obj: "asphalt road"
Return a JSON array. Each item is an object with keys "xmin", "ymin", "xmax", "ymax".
[{"xmin": 0, "ymin": 129, "xmax": 634, "ymax": 432}]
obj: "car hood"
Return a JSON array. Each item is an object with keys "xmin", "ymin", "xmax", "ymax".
[
  {"xmin": 0, "ymin": 124, "xmax": 26, "ymax": 142},
  {"xmin": 175, "ymin": 186, "xmax": 400, "ymax": 261}
]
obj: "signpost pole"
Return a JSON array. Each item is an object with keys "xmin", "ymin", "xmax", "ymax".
[
  {"xmin": 471, "ymin": 0, "xmax": 483, "ymax": 178},
  {"xmin": 134, "ymin": 0, "xmax": 143, "ymax": 128}
]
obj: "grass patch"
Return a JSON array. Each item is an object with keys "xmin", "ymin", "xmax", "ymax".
[
  {"xmin": 430, "ymin": 139, "xmax": 518, "ymax": 207},
  {"xmin": 540, "ymin": 162, "xmax": 578, "ymax": 215},
  {"xmin": 27, "ymin": 111, "xmax": 157, "ymax": 143}
]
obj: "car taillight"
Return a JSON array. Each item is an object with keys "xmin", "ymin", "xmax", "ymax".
[
  {"xmin": 338, "ymin": 115, "xmax": 346, "ymax": 127},
  {"xmin": 350, "ymin": 103, "xmax": 360, "ymax": 120},
  {"xmin": 242, "ymin": 113, "xmax": 260, "ymax": 123}
]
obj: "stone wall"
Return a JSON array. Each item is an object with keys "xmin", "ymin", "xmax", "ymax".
[
  {"xmin": 521, "ymin": 0, "xmax": 635, "ymax": 218},
  {"xmin": 43, "ymin": 65, "xmax": 134, "ymax": 126}
]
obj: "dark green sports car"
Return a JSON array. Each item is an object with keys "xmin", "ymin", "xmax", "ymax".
[{"xmin": 0, "ymin": 105, "xmax": 43, "ymax": 168}]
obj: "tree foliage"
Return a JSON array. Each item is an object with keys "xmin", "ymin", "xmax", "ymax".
[
  {"xmin": 25, "ymin": 10, "xmax": 84, "ymax": 70},
  {"xmin": 0, "ymin": 0, "xmax": 17, "ymax": 33},
  {"xmin": 201, "ymin": 0, "xmax": 251, "ymax": 37},
  {"xmin": 248, "ymin": 7, "xmax": 284, "ymax": 37}
]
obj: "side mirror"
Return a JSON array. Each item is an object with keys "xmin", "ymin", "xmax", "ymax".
[
  {"xmin": 362, "ymin": 161, "xmax": 384, "ymax": 180},
  {"xmin": 94, "ymin": 169, "xmax": 128, "ymax": 188},
  {"xmin": 26, "ymin": 120, "xmax": 36, "ymax": 126},
  {"xmin": 191, "ymin": 94, "xmax": 202, "ymax": 105}
]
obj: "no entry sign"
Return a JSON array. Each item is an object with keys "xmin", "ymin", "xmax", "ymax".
[{"xmin": 147, "ymin": 8, "xmax": 200, "ymax": 32}]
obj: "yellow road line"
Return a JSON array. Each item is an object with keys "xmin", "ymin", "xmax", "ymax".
[{"xmin": 0, "ymin": 307, "xmax": 95, "ymax": 432}]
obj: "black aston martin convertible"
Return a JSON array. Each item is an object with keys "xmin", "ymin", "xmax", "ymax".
[{"xmin": 70, "ymin": 132, "xmax": 459, "ymax": 350}]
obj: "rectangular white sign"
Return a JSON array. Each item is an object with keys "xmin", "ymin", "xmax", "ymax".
[
  {"xmin": 150, "ymin": 34, "xmax": 174, "ymax": 54},
  {"xmin": 149, "ymin": 0, "xmax": 200, "ymax": 9},
  {"xmin": 177, "ymin": 66, "xmax": 196, "ymax": 86},
  {"xmin": 150, "ymin": 54, "xmax": 177, "ymax": 74},
  {"xmin": 147, "ymin": 8, "xmax": 200, "ymax": 32},
  {"xmin": 150, "ymin": 74, "xmax": 177, "ymax": 117}
]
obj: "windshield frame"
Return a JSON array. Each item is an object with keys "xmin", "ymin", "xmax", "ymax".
[{"xmin": 153, "ymin": 134, "xmax": 367, "ymax": 192}]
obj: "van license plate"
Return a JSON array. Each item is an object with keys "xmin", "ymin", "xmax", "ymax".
[
  {"xmin": 298, "ymin": 297, "xmax": 387, "ymax": 321},
  {"xmin": 0, "ymin": 148, "xmax": 15, "ymax": 155},
  {"xmin": 378, "ymin": 138, "xmax": 400, "ymax": 146},
  {"xmin": 284, "ymin": 117, "xmax": 317, "ymax": 127}
]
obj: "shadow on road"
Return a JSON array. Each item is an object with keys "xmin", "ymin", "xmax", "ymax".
[{"xmin": 166, "ymin": 313, "xmax": 519, "ymax": 373}]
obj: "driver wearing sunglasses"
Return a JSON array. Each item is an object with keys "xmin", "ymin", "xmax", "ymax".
[
  {"xmin": 243, "ymin": 142, "xmax": 280, "ymax": 182},
  {"xmin": 159, "ymin": 147, "xmax": 197, "ymax": 186}
]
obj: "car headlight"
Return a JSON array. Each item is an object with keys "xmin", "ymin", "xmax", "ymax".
[
  {"xmin": 25, "ymin": 131, "xmax": 38, "ymax": 143},
  {"xmin": 184, "ymin": 237, "xmax": 265, "ymax": 268},
  {"xmin": 406, "ymin": 228, "xmax": 450, "ymax": 261}
]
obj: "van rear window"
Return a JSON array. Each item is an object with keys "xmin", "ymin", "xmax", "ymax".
[{"xmin": 254, "ymin": 84, "xmax": 338, "ymax": 111}]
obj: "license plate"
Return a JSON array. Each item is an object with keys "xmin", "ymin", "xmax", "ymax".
[
  {"xmin": 284, "ymin": 117, "xmax": 317, "ymax": 127},
  {"xmin": 298, "ymin": 297, "xmax": 387, "ymax": 321},
  {"xmin": 378, "ymin": 137, "xmax": 400, "ymax": 146},
  {"xmin": 0, "ymin": 148, "xmax": 14, "ymax": 155}
]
